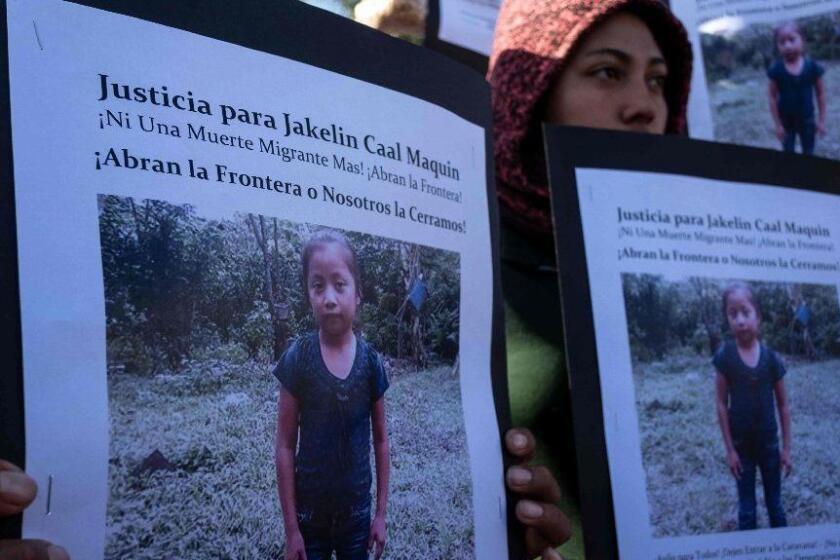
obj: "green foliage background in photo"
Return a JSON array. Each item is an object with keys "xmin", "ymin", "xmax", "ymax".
[{"xmin": 99, "ymin": 194, "xmax": 471, "ymax": 559}]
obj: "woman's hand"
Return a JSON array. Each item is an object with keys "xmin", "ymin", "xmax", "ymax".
[
  {"xmin": 285, "ymin": 529, "xmax": 307, "ymax": 560},
  {"xmin": 0, "ymin": 460, "xmax": 69, "ymax": 560},
  {"xmin": 780, "ymin": 447, "xmax": 793, "ymax": 478},
  {"xmin": 368, "ymin": 512, "xmax": 386, "ymax": 559},
  {"xmin": 726, "ymin": 449, "xmax": 742, "ymax": 480},
  {"xmin": 505, "ymin": 429, "xmax": 571, "ymax": 560}
]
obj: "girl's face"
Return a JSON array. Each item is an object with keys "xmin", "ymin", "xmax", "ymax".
[
  {"xmin": 725, "ymin": 289, "xmax": 760, "ymax": 344},
  {"xmin": 544, "ymin": 12, "xmax": 669, "ymax": 134},
  {"xmin": 306, "ymin": 242, "xmax": 359, "ymax": 337},
  {"xmin": 776, "ymin": 25, "xmax": 804, "ymax": 62}
]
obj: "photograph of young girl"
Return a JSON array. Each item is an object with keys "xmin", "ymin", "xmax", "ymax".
[
  {"xmin": 623, "ymin": 275, "xmax": 840, "ymax": 537},
  {"xmin": 275, "ymin": 230, "xmax": 390, "ymax": 560},
  {"xmin": 767, "ymin": 21, "xmax": 827, "ymax": 155},
  {"xmin": 714, "ymin": 283, "xmax": 791, "ymax": 531},
  {"xmin": 699, "ymin": 10, "xmax": 839, "ymax": 159},
  {"xmin": 98, "ymin": 194, "xmax": 472, "ymax": 559}
]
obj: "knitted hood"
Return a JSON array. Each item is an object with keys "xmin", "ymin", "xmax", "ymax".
[{"xmin": 488, "ymin": 0, "xmax": 693, "ymax": 236}]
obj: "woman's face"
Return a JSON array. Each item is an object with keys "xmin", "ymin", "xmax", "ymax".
[{"xmin": 544, "ymin": 12, "xmax": 669, "ymax": 134}]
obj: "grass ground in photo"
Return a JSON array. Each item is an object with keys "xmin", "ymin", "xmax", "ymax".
[
  {"xmin": 635, "ymin": 353, "xmax": 840, "ymax": 537},
  {"xmin": 708, "ymin": 60, "xmax": 840, "ymax": 160},
  {"xmin": 106, "ymin": 358, "xmax": 473, "ymax": 559}
]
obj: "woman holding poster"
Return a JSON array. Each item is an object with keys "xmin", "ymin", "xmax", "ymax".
[{"xmin": 489, "ymin": 0, "xmax": 693, "ymax": 557}]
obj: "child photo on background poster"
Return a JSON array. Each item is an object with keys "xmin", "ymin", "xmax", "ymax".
[
  {"xmin": 695, "ymin": 7, "xmax": 840, "ymax": 160},
  {"xmin": 768, "ymin": 22, "xmax": 827, "ymax": 155}
]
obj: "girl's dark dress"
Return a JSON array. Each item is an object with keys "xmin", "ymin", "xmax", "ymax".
[
  {"xmin": 767, "ymin": 57, "xmax": 825, "ymax": 155},
  {"xmin": 713, "ymin": 340, "xmax": 788, "ymax": 529},
  {"xmin": 275, "ymin": 332, "xmax": 388, "ymax": 559}
]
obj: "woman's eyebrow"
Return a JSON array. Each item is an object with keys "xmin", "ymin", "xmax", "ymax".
[
  {"xmin": 583, "ymin": 48, "xmax": 631, "ymax": 62},
  {"xmin": 584, "ymin": 48, "xmax": 667, "ymax": 68}
]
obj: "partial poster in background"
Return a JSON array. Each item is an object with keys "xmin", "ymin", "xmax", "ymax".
[
  {"xmin": 437, "ymin": 0, "xmax": 499, "ymax": 56},
  {"xmin": 546, "ymin": 126, "xmax": 840, "ymax": 560},
  {"xmin": 425, "ymin": 0, "xmax": 500, "ymax": 72},
  {"xmin": 672, "ymin": 0, "xmax": 840, "ymax": 159},
  {"xmin": 2, "ymin": 0, "xmax": 514, "ymax": 558}
]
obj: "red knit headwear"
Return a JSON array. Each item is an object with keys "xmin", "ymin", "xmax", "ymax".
[{"xmin": 488, "ymin": 0, "xmax": 693, "ymax": 237}]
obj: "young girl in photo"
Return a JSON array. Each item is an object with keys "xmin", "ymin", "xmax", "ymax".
[
  {"xmin": 767, "ymin": 21, "xmax": 827, "ymax": 155},
  {"xmin": 275, "ymin": 230, "xmax": 389, "ymax": 560},
  {"xmin": 714, "ymin": 283, "xmax": 792, "ymax": 530}
]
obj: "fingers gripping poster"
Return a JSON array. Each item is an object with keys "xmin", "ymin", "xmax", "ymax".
[{"xmin": 3, "ymin": 1, "xmax": 509, "ymax": 558}]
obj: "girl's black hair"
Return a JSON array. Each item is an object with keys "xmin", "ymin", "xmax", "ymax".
[
  {"xmin": 721, "ymin": 282, "xmax": 762, "ymax": 319},
  {"xmin": 774, "ymin": 20, "xmax": 804, "ymax": 44},
  {"xmin": 301, "ymin": 229, "xmax": 362, "ymax": 296}
]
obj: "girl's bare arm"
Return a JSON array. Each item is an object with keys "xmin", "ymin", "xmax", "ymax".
[
  {"xmin": 715, "ymin": 372, "xmax": 741, "ymax": 478},
  {"xmin": 767, "ymin": 80, "xmax": 785, "ymax": 141},
  {"xmin": 369, "ymin": 396, "xmax": 390, "ymax": 559},
  {"xmin": 276, "ymin": 387, "xmax": 301, "ymax": 536},
  {"xmin": 371, "ymin": 397, "xmax": 390, "ymax": 518},
  {"xmin": 768, "ymin": 80, "xmax": 784, "ymax": 138},
  {"xmin": 715, "ymin": 372, "xmax": 733, "ymax": 449},
  {"xmin": 816, "ymin": 77, "xmax": 827, "ymax": 133},
  {"xmin": 774, "ymin": 378, "xmax": 793, "ymax": 474}
]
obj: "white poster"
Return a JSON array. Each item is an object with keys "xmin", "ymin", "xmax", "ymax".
[
  {"xmin": 575, "ymin": 167, "xmax": 840, "ymax": 558},
  {"xmin": 672, "ymin": 0, "xmax": 840, "ymax": 159},
  {"xmin": 438, "ymin": 0, "xmax": 501, "ymax": 56},
  {"xmin": 6, "ymin": 1, "xmax": 507, "ymax": 558}
]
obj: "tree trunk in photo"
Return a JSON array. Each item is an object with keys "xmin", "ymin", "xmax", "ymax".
[
  {"xmin": 411, "ymin": 310, "xmax": 423, "ymax": 367},
  {"xmin": 703, "ymin": 320, "xmax": 721, "ymax": 355},
  {"xmin": 399, "ymin": 243, "xmax": 425, "ymax": 368},
  {"xmin": 691, "ymin": 278, "xmax": 721, "ymax": 355},
  {"xmin": 270, "ymin": 218, "xmax": 289, "ymax": 353},
  {"xmin": 247, "ymin": 214, "xmax": 286, "ymax": 361},
  {"xmin": 396, "ymin": 302, "xmax": 405, "ymax": 360},
  {"xmin": 128, "ymin": 198, "xmax": 145, "ymax": 245}
]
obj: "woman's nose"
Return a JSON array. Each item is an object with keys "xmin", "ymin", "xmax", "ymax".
[{"xmin": 618, "ymin": 80, "xmax": 658, "ymax": 131}]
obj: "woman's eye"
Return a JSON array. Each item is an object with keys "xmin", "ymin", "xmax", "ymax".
[
  {"xmin": 592, "ymin": 66, "xmax": 622, "ymax": 81},
  {"xmin": 648, "ymin": 74, "xmax": 667, "ymax": 91}
]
